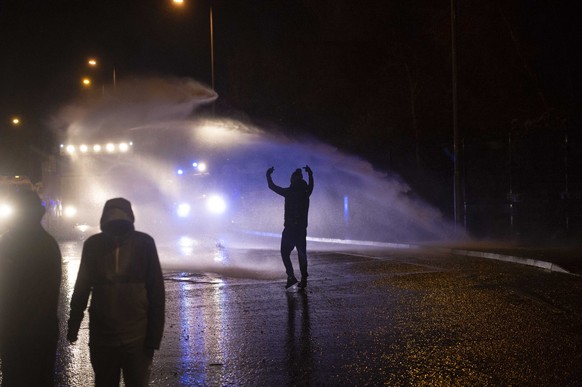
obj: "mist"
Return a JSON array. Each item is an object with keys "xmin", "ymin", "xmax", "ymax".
[{"xmin": 52, "ymin": 76, "xmax": 463, "ymax": 275}]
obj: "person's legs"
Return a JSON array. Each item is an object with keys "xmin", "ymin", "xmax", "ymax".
[
  {"xmin": 0, "ymin": 333, "xmax": 57, "ymax": 387},
  {"xmin": 280, "ymin": 228, "xmax": 296, "ymax": 278},
  {"xmin": 90, "ymin": 344, "xmax": 122, "ymax": 387},
  {"xmin": 295, "ymin": 228, "xmax": 309, "ymax": 286},
  {"xmin": 1, "ymin": 348, "xmax": 23, "ymax": 386},
  {"xmin": 120, "ymin": 341, "xmax": 153, "ymax": 387},
  {"xmin": 37, "ymin": 333, "xmax": 58, "ymax": 386}
]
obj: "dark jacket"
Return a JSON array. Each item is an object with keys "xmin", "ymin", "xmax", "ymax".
[
  {"xmin": 67, "ymin": 198, "xmax": 165, "ymax": 349},
  {"xmin": 0, "ymin": 225, "xmax": 62, "ymax": 349},
  {"xmin": 267, "ymin": 172, "xmax": 314, "ymax": 228},
  {"xmin": 0, "ymin": 191, "xmax": 62, "ymax": 351}
]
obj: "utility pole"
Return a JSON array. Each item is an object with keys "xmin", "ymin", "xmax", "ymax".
[{"xmin": 451, "ymin": 0, "xmax": 464, "ymax": 230}]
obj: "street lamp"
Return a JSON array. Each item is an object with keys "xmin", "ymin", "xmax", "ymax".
[
  {"xmin": 11, "ymin": 117, "xmax": 21, "ymax": 126},
  {"xmin": 82, "ymin": 77, "xmax": 92, "ymax": 87}
]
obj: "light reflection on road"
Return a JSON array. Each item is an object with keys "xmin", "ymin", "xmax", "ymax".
[
  {"xmin": 56, "ymin": 241, "xmax": 93, "ymax": 385},
  {"xmin": 202, "ymin": 282, "xmax": 228, "ymax": 385},
  {"xmin": 57, "ymin": 238, "xmax": 236, "ymax": 385},
  {"xmin": 177, "ymin": 279, "xmax": 197, "ymax": 385}
]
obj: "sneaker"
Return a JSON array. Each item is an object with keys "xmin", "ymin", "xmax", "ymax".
[
  {"xmin": 298, "ymin": 278, "xmax": 307, "ymax": 289},
  {"xmin": 286, "ymin": 276, "xmax": 298, "ymax": 289}
]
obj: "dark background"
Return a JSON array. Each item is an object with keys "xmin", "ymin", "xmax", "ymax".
[{"xmin": 1, "ymin": 0, "xmax": 580, "ymax": 241}]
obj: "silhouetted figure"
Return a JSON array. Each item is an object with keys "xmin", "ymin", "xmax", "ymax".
[
  {"xmin": 267, "ymin": 166, "xmax": 314, "ymax": 288},
  {"xmin": 0, "ymin": 190, "xmax": 62, "ymax": 386},
  {"xmin": 67, "ymin": 198, "xmax": 165, "ymax": 387}
]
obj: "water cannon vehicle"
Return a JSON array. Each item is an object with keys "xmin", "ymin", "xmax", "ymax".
[{"xmin": 43, "ymin": 133, "xmax": 235, "ymax": 241}]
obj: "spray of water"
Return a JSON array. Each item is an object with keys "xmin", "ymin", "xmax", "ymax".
[{"xmin": 52, "ymin": 76, "xmax": 463, "ymax": 276}]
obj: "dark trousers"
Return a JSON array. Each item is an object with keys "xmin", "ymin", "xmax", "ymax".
[
  {"xmin": 280, "ymin": 226, "xmax": 308, "ymax": 279},
  {"xmin": 90, "ymin": 340, "xmax": 153, "ymax": 387},
  {"xmin": 0, "ymin": 333, "xmax": 58, "ymax": 387}
]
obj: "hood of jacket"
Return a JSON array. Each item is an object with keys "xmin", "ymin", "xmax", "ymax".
[
  {"xmin": 100, "ymin": 198, "xmax": 135, "ymax": 236},
  {"xmin": 8, "ymin": 190, "xmax": 45, "ymax": 230}
]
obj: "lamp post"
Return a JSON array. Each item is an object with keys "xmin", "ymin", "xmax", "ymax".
[
  {"xmin": 209, "ymin": 4, "xmax": 215, "ymax": 91},
  {"xmin": 172, "ymin": 0, "xmax": 215, "ymax": 91},
  {"xmin": 451, "ymin": 0, "xmax": 464, "ymax": 230}
]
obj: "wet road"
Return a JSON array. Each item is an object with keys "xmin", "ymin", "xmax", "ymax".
[{"xmin": 22, "ymin": 242, "xmax": 582, "ymax": 385}]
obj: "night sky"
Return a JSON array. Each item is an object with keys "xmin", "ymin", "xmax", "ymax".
[{"xmin": 1, "ymin": 0, "xmax": 580, "ymax": 235}]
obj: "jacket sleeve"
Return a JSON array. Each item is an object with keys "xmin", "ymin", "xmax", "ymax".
[
  {"xmin": 267, "ymin": 174, "xmax": 287, "ymax": 196},
  {"xmin": 67, "ymin": 242, "xmax": 93, "ymax": 342},
  {"xmin": 145, "ymin": 237, "xmax": 165, "ymax": 349}
]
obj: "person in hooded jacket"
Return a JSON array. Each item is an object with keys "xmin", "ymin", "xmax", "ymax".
[
  {"xmin": 267, "ymin": 165, "xmax": 314, "ymax": 289},
  {"xmin": 67, "ymin": 197, "xmax": 165, "ymax": 387},
  {"xmin": 0, "ymin": 190, "xmax": 62, "ymax": 386}
]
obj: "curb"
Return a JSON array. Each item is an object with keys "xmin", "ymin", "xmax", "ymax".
[
  {"xmin": 248, "ymin": 231, "xmax": 579, "ymax": 276},
  {"xmin": 449, "ymin": 248, "xmax": 574, "ymax": 275}
]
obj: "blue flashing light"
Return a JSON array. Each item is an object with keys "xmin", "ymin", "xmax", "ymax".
[
  {"xmin": 344, "ymin": 195, "xmax": 349, "ymax": 224},
  {"xmin": 177, "ymin": 169, "xmax": 184, "ymax": 175}
]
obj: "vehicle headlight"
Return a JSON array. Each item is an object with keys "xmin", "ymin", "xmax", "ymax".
[
  {"xmin": 0, "ymin": 203, "xmax": 14, "ymax": 220},
  {"xmin": 206, "ymin": 195, "xmax": 227, "ymax": 215},
  {"xmin": 63, "ymin": 205, "xmax": 78, "ymax": 218},
  {"xmin": 177, "ymin": 203, "xmax": 191, "ymax": 218}
]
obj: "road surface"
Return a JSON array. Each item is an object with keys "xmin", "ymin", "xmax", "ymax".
[{"xmin": 5, "ymin": 241, "xmax": 582, "ymax": 386}]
